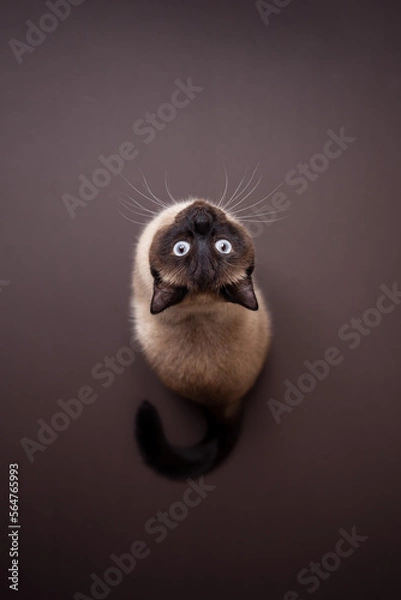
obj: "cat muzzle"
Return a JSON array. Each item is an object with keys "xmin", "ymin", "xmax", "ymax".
[{"xmin": 192, "ymin": 209, "xmax": 213, "ymax": 236}]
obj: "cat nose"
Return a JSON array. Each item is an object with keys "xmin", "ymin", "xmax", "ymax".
[{"xmin": 193, "ymin": 211, "xmax": 212, "ymax": 235}]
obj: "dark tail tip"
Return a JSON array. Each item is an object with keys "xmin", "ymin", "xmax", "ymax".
[
  {"xmin": 134, "ymin": 399, "xmax": 242, "ymax": 480},
  {"xmin": 135, "ymin": 399, "xmax": 176, "ymax": 460}
]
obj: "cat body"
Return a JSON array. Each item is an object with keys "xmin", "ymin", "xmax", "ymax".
[{"xmin": 131, "ymin": 198, "xmax": 271, "ymax": 479}]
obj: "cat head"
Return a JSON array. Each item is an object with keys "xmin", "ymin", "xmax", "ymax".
[{"xmin": 147, "ymin": 199, "xmax": 258, "ymax": 314}]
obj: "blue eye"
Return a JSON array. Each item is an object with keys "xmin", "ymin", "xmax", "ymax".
[
  {"xmin": 173, "ymin": 241, "xmax": 190, "ymax": 256},
  {"xmin": 215, "ymin": 239, "xmax": 232, "ymax": 254}
]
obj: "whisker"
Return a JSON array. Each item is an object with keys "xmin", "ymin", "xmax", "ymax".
[
  {"xmin": 119, "ymin": 198, "xmax": 154, "ymax": 219},
  {"xmin": 118, "ymin": 209, "xmax": 147, "ymax": 226},
  {"xmin": 217, "ymin": 165, "xmax": 229, "ymax": 207},
  {"xmin": 222, "ymin": 168, "xmax": 249, "ymax": 210},
  {"xmin": 122, "ymin": 194, "xmax": 157, "ymax": 215},
  {"xmin": 233, "ymin": 208, "xmax": 287, "ymax": 219},
  {"xmin": 236, "ymin": 216, "xmax": 287, "ymax": 224},
  {"xmin": 120, "ymin": 174, "xmax": 167, "ymax": 209},
  {"xmin": 227, "ymin": 174, "xmax": 262, "ymax": 212},
  {"xmin": 229, "ymin": 181, "xmax": 285, "ymax": 214},
  {"xmin": 164, "ymin": 171, "xmax": 177, "ymax": 204},
  {"xmin": 140, "ymin": 170, "xmax": 169, "ymax": 207},
  {"xmin": 226, "ymin": 163, "xmax": 260, "ymax": 209}
]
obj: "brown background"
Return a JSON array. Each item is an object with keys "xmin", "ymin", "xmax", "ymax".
[{"xmin": 1, "ymin": 1, "xmax": 401, "ymax": 599}]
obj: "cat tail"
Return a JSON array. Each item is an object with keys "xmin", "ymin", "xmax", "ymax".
[{"xmin": 134, "ymin": 399, "xmax": 243, "ymax": 480}]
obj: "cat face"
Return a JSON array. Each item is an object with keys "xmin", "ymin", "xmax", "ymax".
[{"xmin": 149, "ymin": 199, "xmax": 258, "ymax": 314}]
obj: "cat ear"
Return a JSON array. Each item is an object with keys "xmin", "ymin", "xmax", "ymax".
[
  {"xmin": 150, "ymin": 278, "xmax": 187, "ymax": 314},
  {"xmin": 221, "ymin": 276, "xmax": 258, "ymax": 311}
]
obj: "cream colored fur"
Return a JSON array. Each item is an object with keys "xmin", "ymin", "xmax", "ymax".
[{"xmin": 130, "ymin": 199, "xmax": 272, "ymax": 419}]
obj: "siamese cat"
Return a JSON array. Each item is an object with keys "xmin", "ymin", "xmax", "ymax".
[{"xmin": 130, "ymin": 195, "xmax": 272, "ymax": 480}]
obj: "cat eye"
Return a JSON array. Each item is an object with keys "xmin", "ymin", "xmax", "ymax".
[
  {"xmin": 215, "ymin": 239, "xmax": 232, "ymax": 254},
  {"xmin": 173, "ymin": 241, "xmax": 191, "ymax": 256}
]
